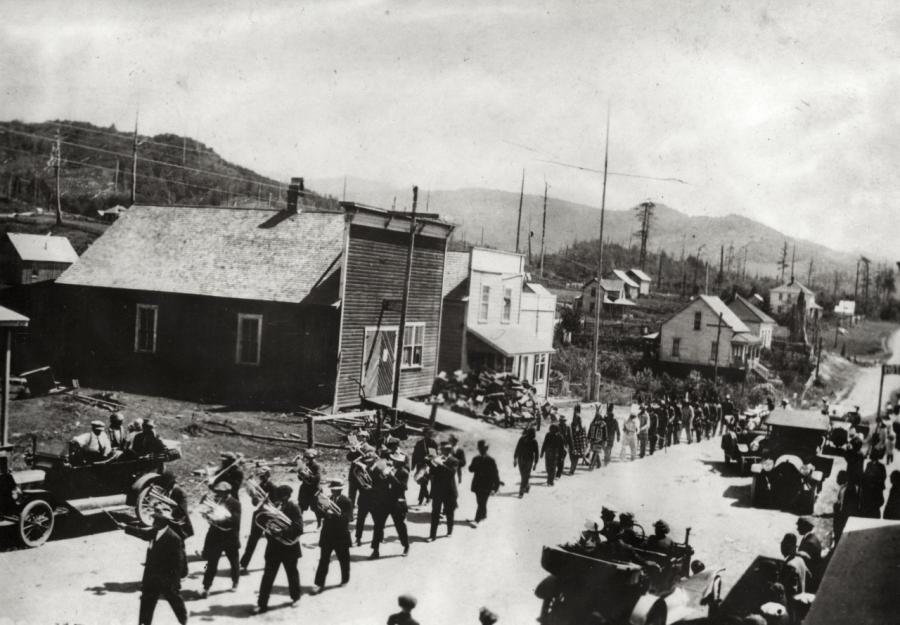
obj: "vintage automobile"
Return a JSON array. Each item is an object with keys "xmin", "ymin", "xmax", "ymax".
[
  {"xmin": 749, "ymin": 409, "xmax": 833, "ymax": 514},
  {"xmin": 721, "ymin": 425, "xmax": 768, "ymax": 474},
  {"xmin": 823, "ymin": 404, "xmax": 869, "ymax": 451},
  {"xmin": 0, "ymin": 436, "xmax": 181, "ymax": 547},
  {"xmin": 535, "ymin": 526, "xmax": 722, "ymax": 625}
]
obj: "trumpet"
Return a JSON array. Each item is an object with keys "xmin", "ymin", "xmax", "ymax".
[
  {"xmin": 198, "ymin": 494, "xmax": 233, "ymax": 532},
  {"xmin": 351, "ymin": 459, "xmax": 374, "ymax": 490}
]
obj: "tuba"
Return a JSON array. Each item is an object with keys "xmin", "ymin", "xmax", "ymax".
[
  {"xmin": 314, "ymin": 489, "xmax": 343, "ymax": 518},
  {"xmin": 198, "ymin": 494, "xmax": 233, "ymax": 531},
  {"xmin": 146, "ymin": 484, "xmax": 179, "ymax": 508},
  {"xmin": 254, "ymin": 502, "xmax": 300, "ymax": 546}
]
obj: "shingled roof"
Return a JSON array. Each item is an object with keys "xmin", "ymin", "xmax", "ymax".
[
  {"xmin": 7, "ymin": 233, "xmax": 79, "ymax": 264},
  {"xmin": 57, "ymin": 205, "xmax": 346, "ymax": 304}
]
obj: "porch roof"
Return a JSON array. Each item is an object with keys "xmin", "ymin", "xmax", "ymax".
[{"xmin": 468, "ymin": 325, "xmax": 553, "ymax": 357}]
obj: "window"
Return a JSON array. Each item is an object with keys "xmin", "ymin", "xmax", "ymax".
[
  {"xmin": 401, "ymin": 323, "xmax": 425, "ymax": 369},
  {"xmin": 533, "ymin": 353, "xmax": 548, "ymax": 383},
  {"xmin": 479, "ymin": 285, "xmax": 490, "ymax": 322},
  {"xmin": 778, "ymin": 293, "xmax": 784, "ymax": 302},
  {"xmin": 236, "ymin": 314, "xmax": 262, "ymax": 365},
  {"xmin": 671, "ymin": 337, "xmax": 681, "ymax": 357},
  {"xmin": 710, "ymin": 341, "xmax": 718, "ymax": 361},
  {"xmin": 502, "ymin": 287, "xmax": 512, "ymax": 322},
  {"xmin": 589, "ymin": 302, "xmax": 595, "ymax": 313},
  {"xmin": 693, "ymin": 311, "xmax": 702, "ymax": 331},
  {"xmin": 591, "ymin": 287, "xmax": 597, "ymax": 297},
  {"xmin": 134, "ymin": 304, "xmax": 158, "ymax": 353}
]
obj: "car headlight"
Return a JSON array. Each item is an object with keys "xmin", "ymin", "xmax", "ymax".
[
  {"xmin": 737, "ymin": 444, "xmax": 749, "ymax": 453},
  {"xmin": 762, "ymin": 459, "xmax": 775, "ymax": 472},
  {"xmin": 750, "ymin": 442, "xmax": 759, "ymax": 452},
  {"xmin": 800, "ymin": 463, "xmax": 814, "ymax": 476}
]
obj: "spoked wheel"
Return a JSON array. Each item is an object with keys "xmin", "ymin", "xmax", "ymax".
[
  {"xmin": 18, "ymin": 499, "xmax": 55, "ymax": 548},
  {"xmin": 135, "ymin": 482, "xmax": 161, "ymax": 527}
]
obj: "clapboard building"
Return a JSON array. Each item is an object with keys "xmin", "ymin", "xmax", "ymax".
[
  {"xmin": 52, "ymin": 182, "xmax": 452, "ymax": 407},
  {"xmin": 0, "ymin": 233, "xmax": 78, "ymax": 285}
]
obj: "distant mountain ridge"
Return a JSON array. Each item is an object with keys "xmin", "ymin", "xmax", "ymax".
[{"xmin": 311, "ymin": 177, "xmax": 858, "ymax": 280}]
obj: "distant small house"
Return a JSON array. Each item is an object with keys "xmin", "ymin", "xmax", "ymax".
[
  {"xmin": 769, "ymin": 280, "xmax": 821, "ymax": 319},
  {"xmin": 97, "ymin": 205, "xmax": 128, "ymax": 222},
  {"xmin": 626, "ymin": 268, "xmax": 652, "ymax": 296},
  {"xmin": 579, "ymin": 277, "xmax": 636, "ymax": 319},
  {"xmin": 611, "ymin": 269, "xmax": 641, "ymax": 300},
  {"xmin": 658, "ymin": 295, "xmax": 760, "ymax": 381},
  {"xmin": 0, "ymin": 233, "xmax": 78, "ymax": 285},
  {"xmin": 439, "ymin": 248, "xmax": 555, "ymax": 397},
  {"xmin": 834, "ymin": 300, "xmax": 856, "ymax": 317},
  {"xmin": 728, "ymin": 294, "xmax": 776, "ymax": 350}
]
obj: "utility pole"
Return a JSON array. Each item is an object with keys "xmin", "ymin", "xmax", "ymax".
[
  {"xmin": 114, "ymin": 159, "xmax": 120, "ymax": 193},
  {"xmin": 862, "ymin": 256, "xmax": 871, "ymax": 313},
  {"xmin": 710, "ymin": 312, "xmax": 726, "ymax": 385},
  {"xmin": 742, "ymin": 246, "xmax": 748, "ymax": 281},
  {"xmin": 779, "ymin": 241, "xmax": 788, "ymax": 283},
  {"xmin": 131, "ymin": 111, "xmax": 139, "ymax": 205},
  {"xmin": 527, "ymin": 215, "xmax": 533, "ymax": 265},
  {"xmin": 657, "ymin": 249, "xmax": 664, "ymax": 290},
  {"xmin": 807, "ymin": 257, "xmax": 814, "ymax": 287},
  {"xmin": 854, "ymin": 258, "xmax": 861, "ymax": 302},
  {"xmin": 50, "ymin": 131, "xmax": 62, "ymax": 225},
  {"xmin": 790, "ymin": 244, "xmax": 796, "ymax": 283},
  {"xmin": 391, "ymin": 186, "xmax": 418, "ymax": 421},
  {"xmin": 680, "ymin": 235, "xmax": 686, "ymax": 298},
  {"xmin": 342, "ymin": 176, "xmax": 347, "ymax": 201},
  {"xmin": 590, "ymin": 107, "xmax": 611, "ymax": 402},
  {"xmin": 705, "ymin": 261, "xmax": 710, "ymax": 295},
  {"xmin": 539, "ymin": 180, "xmax": 548, "ymax": 278},
  {"xmin": 717, "ymin": 244, "xmax": 724, "ymax": 292},
  {"xmin": 515, "ymin": 169, "xmax": 525, "ymax": 254}
]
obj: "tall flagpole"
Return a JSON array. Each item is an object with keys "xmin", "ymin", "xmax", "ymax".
[{"xmin": 590, "ymin": 106, "xmax": 611, "ymax": 402}]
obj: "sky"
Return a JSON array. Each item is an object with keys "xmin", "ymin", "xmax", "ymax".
[{"xmin": 2, "ymin": 0, "xmax": 898, "ymax": 259}]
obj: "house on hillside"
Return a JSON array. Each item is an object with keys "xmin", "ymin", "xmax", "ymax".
[
  {"xmin": 50, "ymin": 181, "xmax": 453, "ymax": 407},
  {"xmin": 439, "ymin": 248, "xmax": 556, "ymax": 397},
  {"xmin": 769, "ymin": 280, "xmax": 821, "ymax": 320},
  {"xmin": 728, "ymin": 294, "xmax": 776, "ymax": 349},
  {"xmin": 0, "ymin": 233, "xmax": 78, "ymax": 285},
  {"xmin": 578, "ymin": 277, "xmax": 636, "ymax": 320},
  {"xmin": 658, "ymin": 295, "xmax": 761, "ymax": 381},
  {"xmin": 626, "ymin": 268, "xmax": 652, "ymax": 296},
  {"xmin": 834, "ymin": 300, "xmax": 856, "ymax": 318},
  {"xmin": 611, "ymin": 269, "xmax": 641, "ymax": 300}
]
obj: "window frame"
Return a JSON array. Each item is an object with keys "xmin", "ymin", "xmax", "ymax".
[
  {"xmin": 236, "ymin": 313, "xmax": 263, "ymax": 366},
  {"xmin": 502, "ymin": 287, "xmax": 512, "ymax": 323},
  {"xmin": 671, "ymin": 337, "xmax": 681, "ymax": 358},
  {"xmin": 400, "ymin": 322, "xmax": 425, "ymax": 370},
  {"xmin": 533, "ymin": 353, "xmax": 548, "ymax": 383},
  {"xmin": 478, "ymin": 285, "xmax": 490, "ymax": 322},
  {"xmin": 709, "ymin": 340, "xmax": 719, "ymax": 362},
  {"xmin": 134, "ymin": 304, "xmax": 158, "ymax": 353},
  {"xmin": 693, "ymin": 311, "xmax": 702, "ymax": 331}
]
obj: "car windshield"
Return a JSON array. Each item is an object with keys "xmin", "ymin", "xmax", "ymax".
[{"xmin": 769, "ymin": 426, "xmax": 822, "ymax": 453}]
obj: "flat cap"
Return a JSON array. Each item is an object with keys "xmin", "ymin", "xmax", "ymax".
[
  {"xmin": 212, "ymin": 481, "xmax": 232, "ymax": 493},
  {"xmin": 90, "ymin": 420, "xmax": 105, "ymax": 428}
]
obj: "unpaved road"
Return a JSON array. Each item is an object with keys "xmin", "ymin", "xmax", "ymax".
[{"xmin": 844, "ymin": 326, "xmax": 900, "ymax": 417}]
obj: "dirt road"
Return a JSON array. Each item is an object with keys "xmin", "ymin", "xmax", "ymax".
[
  {"xmin": 0, "ymin": 404, "xmax": 824, "ymax": 625},
  {"xmin": 843, "ymin": 326, "xmax": 900, "ymax": 417}
]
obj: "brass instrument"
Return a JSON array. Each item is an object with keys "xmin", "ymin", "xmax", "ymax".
[
  {"xmin": 351, "ymin": 458, "xmax": 374, "ymax": 490},
  {"xmin": 244, "ymin": 478, "xmax": 300, "ymax": 546},
  {"xmin": 206, "ymin": 453, "xmax": 245, "ymax": 487},
  {"xmin": 315, "ymin": 489, "xmax": 343, "ymax": 518},
  {"xmin": 198, "ymin": 494, "xmax": 233, "ymax": 531},
  {"xmin": 146, "ymin": 484, "xmax": 179, "ymax": 508}
]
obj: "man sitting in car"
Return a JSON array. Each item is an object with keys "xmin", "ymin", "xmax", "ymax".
[
  {"xmin": 129, "ymin": 419, "xmax": 168, "ymax": 457},
  {"xmin": 69, "ymin": 420, "xmax": 115, "ymax": 464}
]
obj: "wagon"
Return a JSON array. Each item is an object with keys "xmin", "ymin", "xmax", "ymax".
[{"xmin": 1, "ymin": 436, "xmax": 180, "ymax": 547}]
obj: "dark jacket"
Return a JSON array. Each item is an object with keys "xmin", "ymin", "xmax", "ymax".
[
  {"xmin": 165, "ymin": 484, "xmax": 194, "ymax": 538},
  {"xmin": 603, "ymin": 416, "xmax": 621, "ymax": 443},
  {"xmin": 540, "ymin": 431, "xmax": 565, "ymax": 457},
  {"xmin": 320, "ymin": 494, "xmax": 353, "ymax": 548},
  {"xmin": 107, "ymin": 426, "xmax": 128, "ymax": 451},
  {"xmin": 264, "ymin": 499, "xmax": 303, "ymax": 558},
  {"xmin": 412, "ymin": 437, "xmax": 438, "ymax": 468},
  {"xmin": 429, "ymin": 456, "xmax": 460, "ymax": 502},
  {"xmin": 125, "ymin": 525, "xmax": 187, "ymax": 587},
  {"xmin": 514, "ymin": 435, "xmax": 539, "ymax": 467},
  {"xmin": 212, "ymin": 464, "xmax": 244, "ymax": 500},
  {"xmin": 558, "ymin": 422, "xmax": 573, "ymax": 450},
  {"xmin": 204, "ymin": 494, "xmax": 242, "ymax": 549},
  {"xmin": 469, "ymin": 454, "xmax": 501, "ymax": 493},
  {"xmin": 130, "ymin": 432, "xmax": 167, "ymax": 457}
]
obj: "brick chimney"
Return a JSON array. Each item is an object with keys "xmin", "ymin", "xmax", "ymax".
[{"xmin": 286, "ymin": 177, "xmax": 304, "ymax": 213}]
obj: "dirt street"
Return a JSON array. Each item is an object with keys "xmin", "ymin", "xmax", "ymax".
[
  {"xmin": 842, "ymin": 326, "xmax": 900, "ymax": 417},
  {"xmin": 2, "ymin": 330, "xmax": 898, "ymax": 625}
]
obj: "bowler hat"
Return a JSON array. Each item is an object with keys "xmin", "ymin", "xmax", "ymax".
[
  {"xmin": 275, "ymin": 484, "xmax": 293, "ymax": 499},
  {"xmin": 212, "ymin": 481, "xmax": 232, "ymax": 493},
  {"xmin": 796, "ymin": 516, "xmax": 814, "ymax": 532}
]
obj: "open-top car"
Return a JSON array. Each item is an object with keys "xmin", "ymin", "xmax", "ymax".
[
  {"xmin": 823, "ymin": 404, "xmax": 869, "ymax": 452},
  {"xmin": 721, "ymin": 423, "xmax": 769, "ymax": 474},
  {"xmin": 535, "ymin": 526, "xmax": 721, "ymax": 625},
  {"xmin": 750, "ymin": 409, "xmax": 833, "ymax": 514},
  {"xmin": 0, "ymin": 436, "xmax": 180, "ymax": 547}
]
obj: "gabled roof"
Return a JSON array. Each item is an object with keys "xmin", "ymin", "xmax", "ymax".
[
  {"xmin": 524, "ymin": 282, "xmax": 552, "ymax": 297},
  {"xmin": 697, "ymin": 295, "xmax": 751, "ymax": 333},
  {"xmin": 730, "ymin": 294, "xmax": 776, "ymax": 325},
  {"xmin": 7, "ymin": 233, "xmax": 79, "ymax": 264},
  {"xmin": 442, "ymin": 251, "xmax": 471, "ymax": 297},
  {"xmin": 582, "ymin": 277, "xmax": 623, "ymax": 293},
  {"xmin": 628, "ymin": 268, "xmax": 652, "ymax": 283},
  {"xmin": 57, "ymin": 205, "xmax": 347, "ymax": 304},
  {"xmin": 771, "ymin": 280, "xmax": 815, "ymax": 297},
  {"xmin": 611, "ymin": 269, "xmax": 639, "ymax": 288},
  {"xmin": 468, "ymin": 324, "xmax": 553, "ymax": 356}
]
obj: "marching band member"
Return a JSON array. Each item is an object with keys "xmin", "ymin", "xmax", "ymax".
[
  {"xmin": 253, "ymin": 484, "xmax": 303, "ymax": 614},
  {"xmin": 354, "ymin": 445, "xmax": 377, "ymax": 546},
  {"xmin": 311, "ymin": 479, "xmax": 353, "ymax": 594},
  {"xmin": 297, "ymin": 448, "xmax": 323, "ymax": 528},
  {"xmin": 412, "ymin": 428, "xmax": 438, "ymax": 506},
  {"xmin": 159, "ymin": 470, "xmax": 193, "ymax": 539},
  {"xmin": 200, "ymin": 482, "xmax": 241, "ymax": 598},
  {"xmin": 427, "ymin": 441, "xmax": 460, "ymax": 541},
  {"xmin": 389, "ymin": 452, "xmax": 411, "ymax": 555},
  {"xmin": 116, "ymin": 503, "xmax": 188, "ymax": 625},
  {"xmin": 211, "ymin": 451, "xmax": 244, "ymax": 499},
  {"xmin": 240, "ymin": 465, "xmax": 275, "ymax": 572}
]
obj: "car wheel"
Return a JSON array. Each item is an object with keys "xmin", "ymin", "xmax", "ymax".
[
  {"xmin": 540, "ymin": 591, "xmax": 570, "ymax": 625},
  {"xmin": 18, "ymin": 499, "xmax": 55, "ymax": 548},
  {"xmin": 135, "ymin": 482, "xmax": 161, "ymax": 527}
]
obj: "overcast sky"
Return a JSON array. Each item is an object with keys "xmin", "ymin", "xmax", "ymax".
[{"xmin": 2, "ymin": 0, "xmax": 898, "ymax": 259}]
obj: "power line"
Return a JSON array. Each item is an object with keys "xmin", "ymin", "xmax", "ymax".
[{"xmin": 51, "ymin": 120, "xmax": 219, "ymax": 156}]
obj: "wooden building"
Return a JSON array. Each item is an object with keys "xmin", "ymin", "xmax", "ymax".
[
  {"xmin": 728, "ymin": 294, "xmax": 775, "ymax": 350},
  {"xmin": 50, "ymin": 185, "xmax": 452, "ymax": 407},
  {"xmin": 578, "ymin": 277, "xmax": 636, "ymax": 320},
  {"xmin": 626, "ymin": 268, "xmax": 652, "ymax": 296},
  {"xmin": 769, "ymin": 279, "xmax": 821, "ymax": 319},
  {"xmin": 658, "ymin": 295, "xmax": 760, "ymax": 381},
  {"xmin": 0, "ymin": 233, "xmax": 78, "ymax": 285},
  {"xmin": 439, "ymin": 248, "xmax": 555, "ymax": 397}
]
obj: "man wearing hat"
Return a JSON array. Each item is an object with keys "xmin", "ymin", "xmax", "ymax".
[
  {"xmin": 297, "ymin": 448, "xmax": 323, "ymax": 528},
  {"xmin": 479, "ymin": 607, "xmax": 498, "ymax": 625},
  {"xmin": 603, "ymin": 405, "xmax": 620, "ymax": 465},
  {"xmin": 412, "ymin": 428, "xmax": 438, "ymax": 506},
  {"xmin": 387, "ymin": 594, "xmax": 419, "ymax": 625},
  {"xmin": 448, "ymin": 434, "xmax": 466, "ymax": 484},
  {"xmin": 117, "ymin": 504, "xmax": 188, "ymax": 625},
  {"xmin": 108, "ymin": 412, "xmax": 128, "ymax": 451},
  {"xmin": 646, "ymin": 519, "xmax": 673, "ymax": 553},
  {"xmin": 70, "ymin": 420, "xmax": 114, "ymax": 464},
  {"xmin": 469, "ymin": 440, "xmax": 500, "ymax": 524},
  {"xmin": 556, "ymin": 415, "xmax": 573, "ymax": 479},
  {"xmin": 159, "ymin": 470, "xmax": 193, "ymax": 539},
  {"xmin": 599, "ymin": 507, "xmax": 620, "ymax": 540},
  {"xmin": 212, "ymin": 452, "xmax": 244, "ymax": 500},
  {"xmin": 312, "ymin": 479, "xmax": 353, "ymax": 594},
  {"xmin": 428, "ymin": 441, "xmax": 460, "ymax": 541},
  {"xmin": 240, "ymin": 465, "xmax": 276, "ymax": 572},
  {"xmin": 254, "ymin": 484, "xmax": 303, "ymax": 613},
  {"xmin": 130, "ymin": 420, "xmax": 167, "ymax": 458},
  {"xmin": 201, "ymin": 481, "xmax": 242, "ymax": 598},
  {"xmin": 795, "ymin": 516, "xmax": 822, "ymax": 587}
]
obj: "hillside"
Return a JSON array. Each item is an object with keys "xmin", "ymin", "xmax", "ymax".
[
  {"xmin": 311, "ymin": 177, "xmax": 859, "ymax": 282},
  {"xmin": 0, "ymin": 120, "xmax": 337, "ymax": 215}
]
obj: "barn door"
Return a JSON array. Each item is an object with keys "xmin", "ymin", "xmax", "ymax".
[{"xmin": 362, "ymin": 328, "xmax": 397, "ymax": 398}]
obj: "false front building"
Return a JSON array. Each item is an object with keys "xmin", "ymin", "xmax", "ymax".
[{"xmin": 439, "ymin": 247, "xmax": 555, "ymax": 397}]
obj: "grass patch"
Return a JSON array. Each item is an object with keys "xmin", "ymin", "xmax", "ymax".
[{"xmin": 828, "ymin": 319, "xmax": 899, "ymax": 360}]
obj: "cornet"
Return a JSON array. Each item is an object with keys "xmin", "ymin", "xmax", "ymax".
[{"xmin": 198, "ymin": 494, "xmax": 233, "ymax": 532}]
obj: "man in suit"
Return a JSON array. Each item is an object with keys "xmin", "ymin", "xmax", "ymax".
[
  {"xmin": 254, "ymin": 484, "xmax": 303, "ymax": 613},
  {"xmin": 130, "ymin": 420, "xmax": 168, "ymax": 458},
  {"xmin": 412, "ymin": 428, "xmax": 438, "ymax": 505},
  {"xmin": 312, "ymin": 479, "xmax": 353, "ymax": 594},
  {"xmin": 107, "ymin": 412, "xmax": 128, "ymax": 451},
  {"xmin": 159, "ymin": 470, "xmax": 193, "ymax": 540},
  {"xmin": 240, "ymin": 465, "xmax": 276, "ymax": 572},
  {"xmin": 796, "ymin": 516, "xmax": 823, "ymax": 587},
  {"xmin": 469, "ymin": 440, "xmax": 501, "ymax": 524},
  {"xmin": 427, "ymin": 441, "xmax": 460, "ymax": 541},
  {"xmin": 556, "ymin": 416, "xmax": 573, "ymax": 479},
  {"xmin": 117, "ymin": 504, "xmax": 188, "ymax": 625},
  {"xmin": 211, "ymin": 452, "xmax": 244, "ymax": 500},
  {"xmin": 200, "ymin": 482, "xmax": 241, "ymax": 597},
  {"xmin": 70, "ymin": 420, "xmax": 114, "ymax": 464},
  {"xmin": 297, "ymin": 449, "xmax": 323, "ymax": 528},
  {"xmin": 603, "ymin": 405, "xmax": 620, "ymax": 464}
]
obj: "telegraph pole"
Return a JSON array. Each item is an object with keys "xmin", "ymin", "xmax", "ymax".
[
  {"xmin": 131, "ymin": 111, "xmax": 139, "ymax": 205},
  {"xmin": 590, "ymin": 107, "xmax": 611, "ymax": 402},
  {"xmin": 711, "ymin": 312, "xmax": 726, "ymax": 384},
  {"xmin": 391, "ymin": 186, "xmax": 418, "ymax": 420},
  {"xmin": 539, "ymin": 180, "xmax": 548, "ymax": 278},
  {"xmin": 51, "ymin": 131, "xmax": 62, "ymax": 225},
  {"xmin": 515, "ymin": 169, "xmax": 525, "ymax": 253}
]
